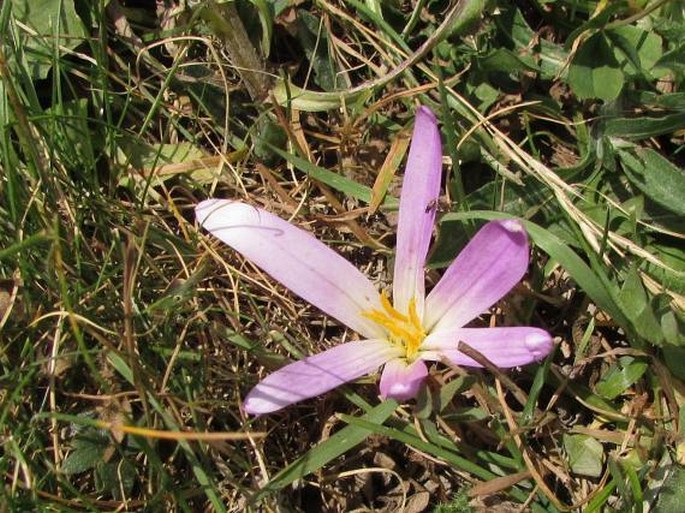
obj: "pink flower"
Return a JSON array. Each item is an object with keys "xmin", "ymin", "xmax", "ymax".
[{"xmin": 196, "ymin": 106, "xmax": 553, "ymax": 415}]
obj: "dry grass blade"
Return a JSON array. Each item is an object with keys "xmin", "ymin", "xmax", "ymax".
[
  {"xmin": 370, "ymin": 128, "xmax": 411, "ymax": 213},
  {"xmin": 96, "ymin": 421, "xmax": 266, "ymax": 442}
]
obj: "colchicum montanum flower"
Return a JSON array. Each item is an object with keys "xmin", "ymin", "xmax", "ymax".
[{"xmin": 196, "ymin": 106, "xmax": 553, "ymax": 415}]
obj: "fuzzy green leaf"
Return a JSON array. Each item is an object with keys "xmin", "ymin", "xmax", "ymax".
[
  {"xmin": 564, "ymin": 434, "xmax": 604, "ymax": 478},
  {"xmin": 617, "ymin": 147, "xmax": 685, "ymax": 216},
  {"xmin": 654, "ymin": 466, "xmax": 685, "ymax": 513},
  {"xmin": 61, "ymin": 430, "xmax": 111, "ymax": 475},
  {"xmin": 618, "ymin": 266, "xmax": 663, "ymax": 345},
  {"xmin": 602, "ymin": 111, "xmax": 685, "ymax": 140}
]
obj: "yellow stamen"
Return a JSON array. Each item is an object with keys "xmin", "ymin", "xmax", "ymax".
[
  {"xmin": 408, "ymin": 297, "xmax": 421, "ymax": 328},
  {"xmin": 380, "ymin": 291, "xmax": 407, "ymax": 321},
  {"xmin": 362, "ymin": 293, "xmax": 426, "ymax": 360}
]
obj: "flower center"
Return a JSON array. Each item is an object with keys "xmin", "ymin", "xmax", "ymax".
[{"xmin": 363, "ymin": 292, "xmax": 426, "ymax": 360}]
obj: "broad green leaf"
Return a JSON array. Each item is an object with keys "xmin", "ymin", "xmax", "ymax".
[
  {"xmin": 562, "ymin": 378, "xmax": 625, "ymax": 421},
  {"xmin": 657, "ymin": 295, "xmax": 685, "ymax": 347},
  {"xmin": 115, "ymin": 140, "xmax": 207, "ymax": 171},
  {"xmin": 617, "ymin": 147, "xmax": 685, "ymax": 217},
  {"xmin": 478, "ymin": 48, "xmax": 539, "ymax": 73},
  {"xmin": 61, "ymin": 429, "xmax": 111, "ymax": 475},
  {"xmin": 637, "ymin": 91, "xmax": 685, "ymax": 110},
  {"xmin": 265, "ymin": 0, "xmax": 289, "ymax": 17},
  {"xmin": 602, "ymin": 111, "xmax": 685, "ymax": 139},
  {"xmin": 653, "ymin": 465, "xmax": 685, "ymax": 513},
  {"xmin": 595, "ymin": 357, "xmax": 649, "ymax": 400},
  {"xmin": 607, "ymin": 25, "xmax": 663, "ymax": 77},
  {"xmin": 471, "ymin": 82, "xmax": 500, "ymax": 112},
  {"xmin": 415, "ymin": 376, "xmax": 473, "ymax": 420},
  {"xmin": 497, "ymin": 7, "xmax": 568, "ymax": 79},
  {"xmin": 116, "ymin": 137, "xmax": 246, "ymax": 188},
  {"xmin": 437, "ymin": 376, "xmax": 471, "ymax": 414},
  {"xmin": 644, "ymin": 244, "xmax": 685, "ymax": 296},
  {"xmin": 607, "ymin": 457, "xmax": 630, "ymax": 505},
  {"xmin": 61, "ymin": 445, "xmax": 105, "ymax": 475},
  {"xmin": 145, "ymin": 264, "xmax": 209, "ymax": 315},
  {"xmin": 564, "ymin": 434, "xmax": 604, "ymax": 478},
  {"xmin": 585, "ymin": 480, "xmax": 617, "ymax": 513},
  {"xmin": 618, "ymin": 266, "xmax": 663, "ymax": 345},
  {"xmin": 9, "ymin": 0, "xmax": 87, "ymax": 80},
  {"xmin": 655, "ymin": 46, "xmax": 685, "ymax": 74},
  {"xmin": 663, "ymin": 345, "xmax": 685, "ymax": 379},
  {"xmin": 441, "ymin": 406, "xmax": 489, "ymax": 423},
  {"xmin": 255, "ymin": 400, "xmax": 397, "ymax": 499},
  {"xmin": 96, "ymin": 458, "xmax": 137, "ymax": 500},
  {"xmin": 444, "ymin": 0, "xmax": 487, "ymax": 39},
  {"xmin": 619, "ymin": 458, "xmax": 644, "ymax": 509},
  {"xmin": 568, "ymin": 32, "xmax": 624, "ymax": 101}
]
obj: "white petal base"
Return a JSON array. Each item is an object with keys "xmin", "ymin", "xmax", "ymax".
[{"xmin": 379, "ymin": 358, "xmax": 428, "ymax": 401}]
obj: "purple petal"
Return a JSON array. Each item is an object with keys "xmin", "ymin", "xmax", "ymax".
[
  {"xmin": 421, "ymin": 327, "xmax": 553, "ymax": 368},
  {"xmin": 379, "ymin": 358, "xmax": 428, "ymax": 401},
  {"xmin": 424, "ymin": 219, "xmax": 529, "ymax": 333},
  {"xmin": 196, "ymin": 200, "xmax": 385, "ymax": 339},
  {"xmin": 392, "ymin": 106, "xmax": 442, "ymax": 316},
  {"xmin": 243, "ymin": 340, "xmax": 401, "ymax": 414}
]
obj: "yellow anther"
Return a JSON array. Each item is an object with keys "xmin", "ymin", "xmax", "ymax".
[{"xmin": 362, "ymin": 293, "xmax": 426, "ymax": 360}]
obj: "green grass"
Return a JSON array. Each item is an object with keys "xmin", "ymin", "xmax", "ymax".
[{"xmin": 1, "ymin": 0, "xmax": 684, "ymax": 511}]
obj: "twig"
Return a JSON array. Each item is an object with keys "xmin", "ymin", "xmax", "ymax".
[{"xmin": 457, "ymin": 341, "xmax": 530, "ymax": 409}]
